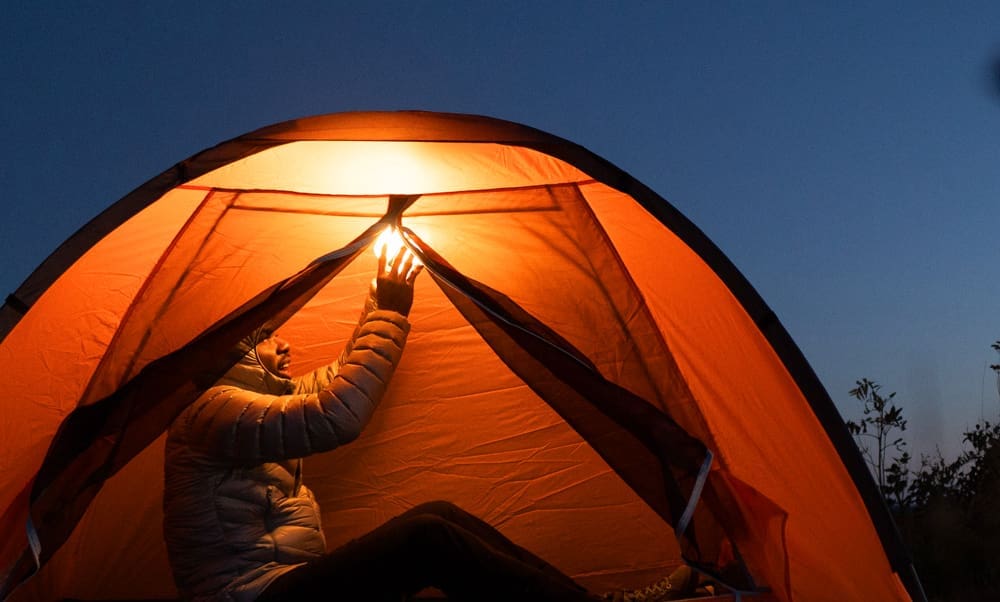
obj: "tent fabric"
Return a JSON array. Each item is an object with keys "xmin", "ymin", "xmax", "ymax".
[{"xmin": 0, "ymin": 111, "xmax": 921, "ymax": 602}]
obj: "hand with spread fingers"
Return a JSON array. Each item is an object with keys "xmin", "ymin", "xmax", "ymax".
[{"xmin": 375, "ymin": 245, "xmax": 423, "ymax": 317}]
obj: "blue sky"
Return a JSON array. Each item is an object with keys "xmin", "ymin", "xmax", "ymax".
[{"xmin": 2, "ymin": 2, "xmax": 998, "ymax": 459}]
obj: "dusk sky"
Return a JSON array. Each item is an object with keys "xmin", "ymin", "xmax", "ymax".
[{"xmin": 2, "ymin": 2, "xmax": 998, "ymax": 459}]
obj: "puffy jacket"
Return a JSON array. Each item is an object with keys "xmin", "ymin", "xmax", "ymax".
[{"xmin": 163, "ymin": 307, "xmax": 410, "ymax": 601}]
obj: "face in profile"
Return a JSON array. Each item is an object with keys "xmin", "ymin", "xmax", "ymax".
[{"xmin": 255, "ymin": 331, "xmax": 292, "ymax": 378}]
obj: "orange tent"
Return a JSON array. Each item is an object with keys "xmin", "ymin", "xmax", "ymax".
[{"xmin": 0, "ymin": 112, "xmax": 923, "ymax": 601}]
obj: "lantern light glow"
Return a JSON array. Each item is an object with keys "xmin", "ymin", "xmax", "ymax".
[{"xmin": 373, "ymin": 226, "xmax": 423, "ymax": 274}]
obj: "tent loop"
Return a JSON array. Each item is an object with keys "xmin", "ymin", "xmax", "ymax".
[
  {"xmin": 24, "ymin": 517, "xmax": 40, "ymax": 572},
  {"xmin": 384, "ymin": 194, "xmax": 421, "ymax": 228},
  {"xmin": 675, "ymin": 449, "xmax": 713, "ymax": 541},
  {"xmin": 305, "ymin": 194, "xmax": 421, "ymax": 269}
]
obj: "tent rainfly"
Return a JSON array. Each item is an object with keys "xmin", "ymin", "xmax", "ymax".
[{"xmin": 0, "ymin": 112, "xmax": 924, "ymax": 602}]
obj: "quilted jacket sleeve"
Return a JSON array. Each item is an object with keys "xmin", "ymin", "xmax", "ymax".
[
  {"xmin": 178, "ymin": 309, "xmax": 409, "ymax": 462},
  {"xmin": 292, "ymin": 286, "xmax": 378, "ymax": 394}
]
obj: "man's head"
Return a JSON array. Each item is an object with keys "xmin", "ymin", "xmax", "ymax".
[
  {"xmin": 214, "ymin": 325, "xmax": 295, "ymax": 395},
  {"xmin": 254, "ymin": 330, "xmax": 292, "ymax": 379}
]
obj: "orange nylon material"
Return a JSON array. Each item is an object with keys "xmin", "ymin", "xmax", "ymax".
[
  {"xmin": 0, "ymin": 189, "xmax": 205, "ymax": 534},
  {"xmin": 1, "ymin": 114, "xmax": 912, "ymax": 602},
  {"xmin": 586, "ymin": 185, "xmax": 907, "ymax": 601}
]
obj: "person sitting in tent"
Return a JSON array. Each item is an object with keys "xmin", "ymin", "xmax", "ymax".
[{"xmin": 162, "ymin": 245, "xmax": 607, "ymax": 601}]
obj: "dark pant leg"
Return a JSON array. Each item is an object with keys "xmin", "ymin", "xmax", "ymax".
[
  {"xmin": 258, "ymin": 501, "xmax": 596, "ymax": 602},
  {"xmin": 399, "ymin": 500, "xmax": 587, "ymax": 594}
]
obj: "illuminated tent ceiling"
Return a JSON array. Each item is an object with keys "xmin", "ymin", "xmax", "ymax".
[{"xmin": 0, "ymin": 112, "xmax": 923, "ymax": 601}]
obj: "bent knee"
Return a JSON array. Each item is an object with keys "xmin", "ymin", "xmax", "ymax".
[
  {"xmin": 397, "ymin": 513, "xmax": 460, "ymax": 550},
  {"xmin": 408, "ymin": 500, "xmax": 462, "ymax": 518}
]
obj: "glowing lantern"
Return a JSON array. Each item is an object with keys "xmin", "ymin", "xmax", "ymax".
[{"xmin": 373, "ymin": 225, "xmax": 422, "ymax": 274}]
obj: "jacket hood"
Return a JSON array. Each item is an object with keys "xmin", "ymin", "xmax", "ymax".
[{"xmin": 216, "ymin": 327, "xmax": 294, "ymax": 395}]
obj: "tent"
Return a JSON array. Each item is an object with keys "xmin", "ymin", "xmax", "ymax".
[{"xmin": 0, "ymin": 111, "xmax": 923, "ymax": 601}]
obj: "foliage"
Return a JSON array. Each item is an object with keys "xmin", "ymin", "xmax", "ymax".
[
  {"xmin": 904, "ymin": 424, "xmax": 996, "ymax": 509},
  {"xmin": 845, "ymin": 378, "xmax": 911, "ymax": 508},
  {"xmin": 844, "ymin": 341, "xmax": 1000, "ymax": 600},
  {"xmin": 901, "ymin": 420, "xmax": 1000, "ymax": 601}
]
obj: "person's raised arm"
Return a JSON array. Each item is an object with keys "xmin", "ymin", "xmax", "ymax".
[
  {"xmin": 178, "ymin": 247, "xmax": 422, "ymax": 462},
  {"xmin": 294, "ymin": 244, "xmax": 423, "ymax": 393}
]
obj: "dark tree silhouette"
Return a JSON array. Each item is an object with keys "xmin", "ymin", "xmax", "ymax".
[
  {"xmin": 845, "ymin": 378, "xmax": 911, "ymax": 508},
  {"xmin": 845, "ymin": 341, "xmax": 1000, "ymax": 600}
]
